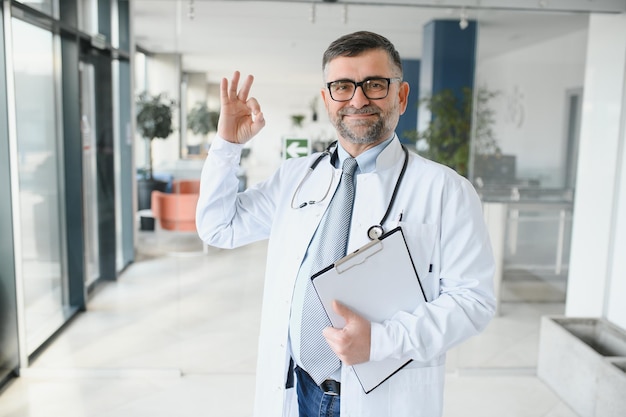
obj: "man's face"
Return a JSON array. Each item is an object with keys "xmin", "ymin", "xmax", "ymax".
[{"xmin": 321, "ymin": 49, "xmax": 409, "ymax": 147}]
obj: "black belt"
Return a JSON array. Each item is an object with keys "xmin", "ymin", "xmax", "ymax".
[
  {"xmin": 295, "ymin": 366, "xmax": 341, "ymax": 396},
  {"xmin": 320, "ymin": 378, "xmax": 341, "ymax": 396}
]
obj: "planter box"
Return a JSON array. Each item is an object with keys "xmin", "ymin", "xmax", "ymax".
[
  {"xmin": 596, "ymin": 359, "xmax": 626, "ymax": 417},
  {"xmin": 537, "ymin": 317, "xmax": 626, "ymax": 417}
]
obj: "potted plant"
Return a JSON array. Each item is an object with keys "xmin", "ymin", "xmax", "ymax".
[
  {"xmin": 186, "ymin": 102, "xmax": 219, "ymax": 155},
  {"xmin": 136, "ymin": 91, "xmax": 176, "ymax": 229},
  {"xmin": 290, "ymin": 114, "xmax": 306, "ymax": 128},
  {"xmin": 405, "ymin": 86, "xmax": 499, "ymax": 178},
  {"xmin": 137, "ymin": 91, "xmax": 176, "ymax": 178}
]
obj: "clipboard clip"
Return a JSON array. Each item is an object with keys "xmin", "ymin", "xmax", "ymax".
[{"xmin": 334, "ymin": 239, "xmax": 384, "ymax": 274}]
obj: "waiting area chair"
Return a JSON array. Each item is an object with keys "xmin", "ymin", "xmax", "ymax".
[{"xmin": 151, "ymin": 179, "xmax": 200, "ymax": 232}]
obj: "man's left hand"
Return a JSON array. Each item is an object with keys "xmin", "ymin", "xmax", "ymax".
[{"xmin": 323, "ymin": 300, "xmax": 371, "ymax": 365}]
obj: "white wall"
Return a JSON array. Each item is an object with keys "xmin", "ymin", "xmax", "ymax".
[
  {"xmin": 476, "ymin": 29, "xmax": 588, "ymax": 188},
  {"xmin": 566, "ymin": 13, "xmax": 626, "ymax": 331}
]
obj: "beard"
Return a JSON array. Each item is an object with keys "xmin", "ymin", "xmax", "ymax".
[{"xmin": 331, "ymin": 103, "xmax": 398, "ymax": 145}]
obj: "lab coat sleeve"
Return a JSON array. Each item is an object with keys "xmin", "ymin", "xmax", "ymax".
[
  {"xmin": 369, "ymin": 178, "xmax": 496, "ymax": 363},
  {"xmin": 195, "ymin": 136, "xmax": 278, "ymax": 249}
]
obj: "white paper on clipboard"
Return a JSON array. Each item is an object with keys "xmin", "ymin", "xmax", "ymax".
[{"xmin": 311, "ymin": 226, "xmax": 427, "ymax": 394}]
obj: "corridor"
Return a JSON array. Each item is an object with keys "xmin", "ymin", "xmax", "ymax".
[{"xmin": 0, "ymin": 232, "xmax": 577, "ymax": 417}]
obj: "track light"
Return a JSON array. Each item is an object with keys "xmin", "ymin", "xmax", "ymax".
[{"xmin": 459, "ymin": 8, "xmax": 468, "ymax": 30}]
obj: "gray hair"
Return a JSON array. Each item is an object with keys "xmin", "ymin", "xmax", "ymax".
[{"xmin": 322, "ymin": 31, "xmax": 403, "ymax": 79}]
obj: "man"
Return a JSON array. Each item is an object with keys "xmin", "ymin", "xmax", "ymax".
[{"xmin": 196, "ymin": 31, "xmax": 495, "ymax": 417}]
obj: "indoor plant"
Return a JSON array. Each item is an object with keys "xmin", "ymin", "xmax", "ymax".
[
  {"xmin": 136, "ymin": 91, "xmax": 175, "ymax": 179},
  {"xmin": 135, "ymin": 91, "xmax": 176, "ymax": 229},
  {"xmin": 405, "ymin": 86, "xmax": 499, "ymax": 177},
  {"xmin": 187, "ymin": 102, "xmax": 219, "ymax": 135},
  {"xmin": 186, "ymin": 102, "xmax": 219, "ymax": 154}
]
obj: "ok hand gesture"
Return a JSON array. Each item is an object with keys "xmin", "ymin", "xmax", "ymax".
[{"xmin": 217, "ymin": 71, "xmax": 265, "ymax": 144}]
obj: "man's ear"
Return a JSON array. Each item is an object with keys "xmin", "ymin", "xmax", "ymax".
[
  {"xmin": 320, "ymin": 89, "xmax": 330, "ymax": 111},
  {"xmin": 398, "ymin": 81, "xmax": 410, "ymax": 115}
]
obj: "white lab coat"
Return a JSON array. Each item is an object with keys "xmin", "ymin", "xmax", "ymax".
[{"xmin": 196, "ymin": 136, "xmax": 496, "ymax": 417}]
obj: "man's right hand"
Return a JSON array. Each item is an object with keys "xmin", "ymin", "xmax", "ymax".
[{"xmin": 217, "ymin": 71, "xmax": 265, "ymax": 144}]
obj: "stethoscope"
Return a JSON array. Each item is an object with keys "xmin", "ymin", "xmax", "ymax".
[{"xmin": 290, "ymin": 140, "xmax": 409, "ymax": 240}]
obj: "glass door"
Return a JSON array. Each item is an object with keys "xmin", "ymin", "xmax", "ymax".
[
  {"xmin": 0, "ymin": 4, "xmax": 20, "ymax": 382},
  {"xmin": 11, "ymin": 17, "xmax": 69, "ymax": 354},
  {"xmin": 80, "ymin": 61, "xmax": 100, "ymax": 288}
]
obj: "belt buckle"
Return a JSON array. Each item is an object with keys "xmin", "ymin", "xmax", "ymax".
[{"xmin": 320, "ymin": 379, "xmax": 341, "ymax": 396}]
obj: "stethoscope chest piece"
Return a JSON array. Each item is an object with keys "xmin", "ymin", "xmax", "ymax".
[{"xmin": 367, "ymin": 225, "xmax": 384, "ymax": 240}]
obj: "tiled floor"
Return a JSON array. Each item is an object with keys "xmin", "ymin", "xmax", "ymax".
[{"xmin": 0, "ymin": 233, "xmax": 580, "ymax": 417}]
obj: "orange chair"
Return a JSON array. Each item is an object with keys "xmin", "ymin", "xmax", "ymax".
[
  {"xmin": 151, "ymin": 181, "xmax": 200, "ymax": 232},
  {"xmin": 172, "ymin": 179, "xmax": 201, "ymax": 194}
]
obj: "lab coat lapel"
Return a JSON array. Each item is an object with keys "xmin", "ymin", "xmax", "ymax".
[{"xmin": 287, "ymin": 159, "xmax": 342, "ymax": 267}]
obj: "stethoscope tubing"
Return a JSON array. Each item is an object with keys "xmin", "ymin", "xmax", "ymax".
[
  {"xmin": 372, "ymin": 144, "xmax": 409, "ymax": 235},
  {"xmin": 293, "ymin": 140, "xmax": 409, "ymax": 240}
]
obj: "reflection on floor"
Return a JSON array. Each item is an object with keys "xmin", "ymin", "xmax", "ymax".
[{"xmin": 0, "ymin": 232, "xmax": 580, "ymax": 417}]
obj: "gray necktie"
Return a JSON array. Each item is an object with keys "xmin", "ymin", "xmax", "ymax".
[{"xmin": 300, "ymin": 157, "xmax": 358, "ymax": 385}]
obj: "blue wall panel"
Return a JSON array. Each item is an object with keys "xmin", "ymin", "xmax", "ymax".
[{"xmin": 420, "ymin": 19, "xmax": 477, "ymax": 103}]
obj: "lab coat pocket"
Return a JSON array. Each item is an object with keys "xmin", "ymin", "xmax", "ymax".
[
  {"xmin": 388, "ymin": 364, "xmax": 445, "ymax": 417},
  {"xmin": 398, "ymin": 222, "xmax": 438, "ymax": 301}
]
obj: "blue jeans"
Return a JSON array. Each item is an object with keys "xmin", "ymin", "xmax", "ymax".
[{"xmin": 295, "ymin": 367, "xmax": 341, "ymax": 417}]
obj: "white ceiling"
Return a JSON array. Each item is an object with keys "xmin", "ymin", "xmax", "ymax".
[{"xmin": 132, "ymin": 1, "xmax": 601, "ymax": 86}]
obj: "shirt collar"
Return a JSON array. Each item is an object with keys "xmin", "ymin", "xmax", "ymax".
[{"xmin": 336, "ymin": 134, "xmax": 396, "ymax": 173}]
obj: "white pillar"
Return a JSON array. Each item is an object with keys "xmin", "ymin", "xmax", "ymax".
[
  {"xmin": 566, "ymin": 13, "xmax": 626, "ymax": 330},
  {"xmin": 483, "ymin": 202, "xmax": 508, "ymax": 316}
]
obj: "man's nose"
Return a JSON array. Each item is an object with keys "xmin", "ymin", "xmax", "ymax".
[{"xmin": 349, "ymin": 85, "xmax": 371, "ymax": 107}]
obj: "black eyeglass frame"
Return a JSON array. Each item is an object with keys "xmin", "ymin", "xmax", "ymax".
[{"xmin": 326, "ymin": 77, "xmax": 403, "ymax": 102}]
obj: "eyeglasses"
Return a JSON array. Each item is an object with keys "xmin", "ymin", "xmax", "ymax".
[{"xmin": 326, "ymin": 77, "xmax": 402, "ymax": 102}]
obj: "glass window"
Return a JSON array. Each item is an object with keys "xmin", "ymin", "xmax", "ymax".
[
  {"xmin": 0, "ymin": 4, "xmax": 21, "ymax": 382},
  {"xmin": 79, "ymin": 0, "xmax": 98, "ymax": 35},
  {"xmin": 118, "ymin": 0, "xmax": 130, "ymax": 52},
  {"xmin": 12, "ymin": 18, "xmax": 69, "ymax": 354},
  {"xmin": 16, "ymin": 0, "xmax": 55, "ymax": 17},
  {"xmin": 471, "ymin": 10, "xmax": 587, "ymax": 193},
  {"xmin": 470, "ymin": 10, "xmax": 584, "ymax": 304}
]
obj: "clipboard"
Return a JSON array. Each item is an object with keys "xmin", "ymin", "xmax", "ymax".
[{"xmin": 310, "ymin": 226, "xmax": 427, "ymax": 394}]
